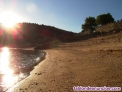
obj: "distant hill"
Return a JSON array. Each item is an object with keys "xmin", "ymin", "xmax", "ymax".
[
  {"xmin": 0, "ymin": 23, "xmax": 76, "ymax": 48},
  {"xmin": 1, "ymin": 20, "xmax": 122, "ymax": 49}
]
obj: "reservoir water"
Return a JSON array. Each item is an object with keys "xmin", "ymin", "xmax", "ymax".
[{"xmin": 0, "ymin": 47, "xmax": 45, "ymax": 92}]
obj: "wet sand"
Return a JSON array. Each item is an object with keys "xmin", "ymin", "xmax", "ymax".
[{"xmin": 8, "ymin": 33, "xmax": 122, "ymax": 92}]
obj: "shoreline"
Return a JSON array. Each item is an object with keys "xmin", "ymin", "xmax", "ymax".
[
  {"xmin": 6, "ymin": 49, "xmax": 122, "ymax": 92},
  {"xmin": 3, "ymin": 49, "xmax": 46, "ymax": 92},
  {"xmin": 4, "ymin": 29, "xmax": 122, "ymax": 92},
  {"xmin": 7, "ymin": 51, "xmax": 47, "ymax": 92}
]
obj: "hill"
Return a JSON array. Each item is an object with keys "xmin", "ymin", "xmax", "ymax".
[
  {"xmin": 0, "ymin": 23, "xmax": 76, "ymax": 48},
  {"xmin": 0, "ymin": 20, "xmax": 122, "ymax": 50}
]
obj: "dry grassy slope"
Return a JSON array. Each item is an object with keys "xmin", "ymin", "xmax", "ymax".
[
  {"xmin": 60, "ymin": 31, "xmax": 122, "ymax": 51},
  {"xmin": 8, "ymin": 31, "xmax": 122, "ymax": 92}
]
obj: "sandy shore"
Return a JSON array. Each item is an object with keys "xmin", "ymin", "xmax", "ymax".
[{"xmin": 8, "ymin": 33, "xmax": 122, "ymax": 92}]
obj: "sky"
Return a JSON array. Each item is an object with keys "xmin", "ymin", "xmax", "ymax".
[{"xmin": 0, "ymin": 0, "xmax": 122, "ymax": 33}]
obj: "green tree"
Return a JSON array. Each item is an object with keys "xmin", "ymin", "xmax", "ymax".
[
  {"xmin": 96, "ymin": 13, "xmax": 114, "ymax": 26},
  {"xmin": 82, "ymin": 16, "xmax": 96, "ymax": 31}
]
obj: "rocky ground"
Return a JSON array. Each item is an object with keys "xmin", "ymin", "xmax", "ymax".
[{"xmin": 8, "ymin": 31, "xmax": 122, "ymax": 92}]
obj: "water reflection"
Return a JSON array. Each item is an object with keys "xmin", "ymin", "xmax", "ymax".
[
  {"xmin": 0, "ymin": 47, "xmax": 18, "ymax": 91},
  {"xmin": 0, "ymin": 47, "xmax": 45, "ymax": 91}
]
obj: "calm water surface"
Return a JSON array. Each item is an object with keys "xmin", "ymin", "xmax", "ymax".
[{"xmin": 0, "ymin": 47, "xmax": 45, "ymax": 92}]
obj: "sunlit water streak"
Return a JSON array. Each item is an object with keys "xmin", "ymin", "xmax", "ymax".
[
  {"xmin": 0, "ymin": 47, "xmax": 45, "ymax": 91},
  {"xmin": 0, "ymin": 47, "xmax": 18, "ymax": 91}
]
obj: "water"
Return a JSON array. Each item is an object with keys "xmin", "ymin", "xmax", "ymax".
[{"xmin": 0, "ymin": 47, "xmax": 45, "ymax": 92}]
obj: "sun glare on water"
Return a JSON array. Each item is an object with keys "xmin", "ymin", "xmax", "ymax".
[
  {"xmin": 0, "ymin": 11, "xmax": 22, "ymax": 28},
  {"xmin": 0, "ymin": 47, "xmax": 18, "ymax": 89},
  {"xmin": 0, "ymin": 47, "xmax": 12, "ymax": 74}
]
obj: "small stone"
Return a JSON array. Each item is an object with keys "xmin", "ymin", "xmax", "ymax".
[{"xmin": 38, "ymin": 73, "xmax": 41, "ymax": 75}]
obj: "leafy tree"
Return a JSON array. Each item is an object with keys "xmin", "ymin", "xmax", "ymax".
[
  {"xmin": 82, "ymin": 17, "xmax": 96, "ymax": 31},
  {"xmin": 96, "ymin": 13, "xmax": 114, "ymax": 26}
]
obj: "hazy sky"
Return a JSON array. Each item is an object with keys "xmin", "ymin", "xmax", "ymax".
[{"xmin": 0, "ymin": 0, "xmax": 122, "ymax": 33}]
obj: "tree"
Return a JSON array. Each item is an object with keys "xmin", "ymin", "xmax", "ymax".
[
  {"xmin": 82, "ymin": 16, "xmax": 96, "ymax": 31},
  {"xmin": 96, "ymin": 13, "xmax": 114, "ymax": 26}
]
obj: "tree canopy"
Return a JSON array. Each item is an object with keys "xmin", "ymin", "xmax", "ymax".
[
  {"xmin": 82, "ymin": 16, "xmax": 96, "ymax": 31},
  {"xmin": 96, "ymin": 13, "xmax": 114, "ymax": 26},
  {"xmin": 81, "ymin": 13, "xmax": 115, "ymax": 32}
]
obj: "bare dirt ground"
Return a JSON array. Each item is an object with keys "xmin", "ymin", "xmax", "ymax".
[{"xmin": 8, "ymin": 32, "xmax": 122, "ymax": 92}]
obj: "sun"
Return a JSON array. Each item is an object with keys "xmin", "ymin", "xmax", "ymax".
[{"xmin": 0, "ymin": 11, "xmax": 22, "ymax": 28}]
